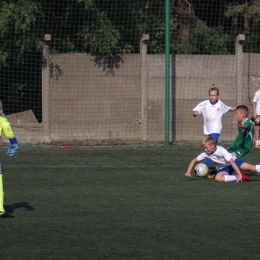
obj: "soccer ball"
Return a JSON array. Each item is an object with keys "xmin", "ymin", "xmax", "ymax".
[{"xmin": 195, "ymin": 163, "xmax": 208, "ymax": 177}]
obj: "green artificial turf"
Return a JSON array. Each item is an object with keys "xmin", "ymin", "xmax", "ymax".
[{"xmin": 1, "ymin": 145, "xmax": 260, "ymax": 259}]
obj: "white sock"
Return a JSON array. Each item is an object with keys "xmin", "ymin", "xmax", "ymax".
[
  {"xmin": 257, "ymin": 140, "xmax": 260, "ymax": 145},
  {"xmin": 256, "ymin": 165, "xmax": 260, "ymax": 173},
  {"xmin": 224, "ymin": 175, "xmax": 238, "ymax": 182}
]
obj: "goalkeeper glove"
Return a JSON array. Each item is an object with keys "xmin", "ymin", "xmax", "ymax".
[{"xmin": 7, "ymin": 137, "xmax": 19, "ymax": 158}]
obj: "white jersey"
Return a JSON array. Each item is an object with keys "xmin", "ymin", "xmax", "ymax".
[
  {"xmin": 197, "ymin": 145, "xmax": 233, "ymax": 169},
  {"xmin": 253, "ymin": 89, "xmax": 260, "ymax": 115},
  {"xmin": 193, "ymin": 100, "xmax": 231, "ymax": 135}
]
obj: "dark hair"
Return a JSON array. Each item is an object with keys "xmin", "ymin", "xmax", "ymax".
[{"xmin": 236, "ymin": 105, "xmax": 249, "ymax": 117}]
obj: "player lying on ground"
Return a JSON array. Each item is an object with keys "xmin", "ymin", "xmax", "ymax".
[
  {"xmin": 184, "ymin": 136, "xmax": 260, "ymax": 182},
  {"xmin": 208, "ymin": 105, "xmax": 255, "ymax": 179}
]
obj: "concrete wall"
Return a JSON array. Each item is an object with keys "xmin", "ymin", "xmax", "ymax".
[
  {"xmin": 8, "ymin": 49, "xmax": 260, "ymax": 144},
  {"xmin": 49, "ymin": 54, "xmax": 142, "ymax": 141}
]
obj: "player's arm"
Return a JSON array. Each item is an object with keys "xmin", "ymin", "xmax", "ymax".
[
  {"xmin": 185, "ymin": 157, "xmax": 198, "ymax": 177},
  {"xmin": 193, "ymin": 111, "xmax": 199, "ymax": 117},
  {"xmin": 192, "ymin": 101, "xmax": 205, "ymax": 117},
  {"xmin": 0, "ymin": 118, "xmax": 19, "ymax": 158},
  {"xmin": 229, "ymin": 106, "xmax": 237, "ymax": 112},
  {"xmin": 253, "ymin": 102, "xmax": 257, "ymax": 118},
  {"xmin": 237, "ymin": 121, "xmax": 248, "ymax": 129},
  {"xmin": 229, "ymin": 159, "xmax": 242, "ymax": 182}
]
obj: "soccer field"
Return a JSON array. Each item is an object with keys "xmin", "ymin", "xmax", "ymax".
[{"xmin": 1, "ymin": 145, "xmax": 260, "ymax": 259}]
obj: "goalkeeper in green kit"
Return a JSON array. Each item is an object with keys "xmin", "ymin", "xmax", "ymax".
[
  {"xmin": 0, "ymin": 100, "xmax": 19, "ymax": 218},
  {"xmin": 208, "ymin": 105, "xmax": 254, "ymax": 178}
]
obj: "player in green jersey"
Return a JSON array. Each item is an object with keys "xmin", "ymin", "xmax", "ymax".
[
  {"xmin": 227, "ymin": 105, "xmax": 254, "ymax": 158},
  {"xmin": 0, "ymin": 100, "xmax": 19, "ymax": 218},
  {"xmin": 208, "ymin": 105, "xmax": 254, "ymax": 178}
]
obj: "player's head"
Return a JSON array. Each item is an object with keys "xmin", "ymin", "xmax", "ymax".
[
  {"xmin": 208, "ymin": 84, "xmax": 219, "ymax": 102},
  {"xmin": 236, "ymin": 105, "xmax": 248, "ymax": 122},
  {"xmin": 201, "ymin": 136, "xmax": 216, "ymax": 154}
]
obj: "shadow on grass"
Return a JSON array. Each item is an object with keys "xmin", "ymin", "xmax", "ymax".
[{"xmin": 5, "ymin": 202, "xmax": 35, "ymax": 214}]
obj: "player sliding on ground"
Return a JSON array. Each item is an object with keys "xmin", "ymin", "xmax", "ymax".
[
  {"xmin": 208, "ymin": 105, "xmax": 255, "ymax": 179},
  {"xmin": 185, "ymin": 136, "xmax": 260, "ymax": 182}
]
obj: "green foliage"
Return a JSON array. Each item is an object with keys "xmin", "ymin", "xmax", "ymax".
[
  {"xmin": 0, "ymin": 0, "xmax": 44, "ymax": 64},
  {"xmin": 2, "ymin": 0, "xmax": 260, "ymax": 117},
  {"xmin": 249, "ymin": 5, "xmax": 260, "ymax": 18},
  {"xmin": 78, "ymin": 9, "xmax": 121, "ymax": 54}
]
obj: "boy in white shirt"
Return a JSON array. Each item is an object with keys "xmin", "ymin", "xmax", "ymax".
[
  {"xmin": 185, "ymin": 136, "xmax": 260, "ymax": 182},
  {"xmin": 193, "ymin": 85, "xmax": 236, "ymax": 167},
  {"xmin": 252, "ymin": 89, "xmax": 260, "ymax": 148}
]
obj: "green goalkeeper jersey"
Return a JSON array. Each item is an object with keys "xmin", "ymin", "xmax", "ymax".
[
  {"xmin": 227, "ymin": 118, "xmax": 254, "ymax": 158},
  {"xmin": 0, "ymin": 116, "xmax": 14, "ymax": 139}
]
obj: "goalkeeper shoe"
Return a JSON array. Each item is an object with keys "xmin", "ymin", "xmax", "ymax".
[
  {"xmin": 0, "ymin": 211, "xmax": 14, "ymax": 218},
  {"xmin": 241, "ymin": 174, "xmax": 249, "ymax": 182}
]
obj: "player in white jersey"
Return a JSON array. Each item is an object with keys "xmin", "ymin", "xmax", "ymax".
[
  {"xmin": 193, "ymin": 85, "xmax": 236, "ymax": 167},
  {"xmin": 253, "ymin": 89, "xmax": 260, "ymax": 148},
  {"xmin": 184, "ymin": 136, "xmax": 260, "ymax": 182}
]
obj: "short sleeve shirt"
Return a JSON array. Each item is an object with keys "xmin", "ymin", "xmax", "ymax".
[
  {"xmin": 193, "ymin": 100, "xmax": 231, "ymax": 135},
  {"xmin": 197, "ymin": 146, "xmax": 233, "ymax": 168},
  {"xmin": 253, "ymin": 89, "xmax": 260, "ymax": 115}
]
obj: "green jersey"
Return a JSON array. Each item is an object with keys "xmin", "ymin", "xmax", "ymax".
[
  {"xmin": 227, "ymin": 118, "xmax": 254, "ymax": 158},
  {"xmin": 0, "ymin": 116, "xmax": 14, "ymax": 139}
]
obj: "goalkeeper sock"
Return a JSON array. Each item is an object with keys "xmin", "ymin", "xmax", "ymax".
[{"xmin": 0, "ymin": 173, "xmax": 5, "ymax": 213}]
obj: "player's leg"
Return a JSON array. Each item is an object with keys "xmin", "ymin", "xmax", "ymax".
[
  {"xmin": 0, "ymin": 166, "xmax": 14, "ymax": 218},
  {"xmin": 215, "ymin": 163, "xmax": 249, "ymax": 182},
  {"xmin": 214, "ymin": 171, "xmax": 230, "ymax": 182},
  {"xmin": 0, "ymin": 173, "xmax": 5, "ymax": 213},
  {"xmin": 240, "ymin": 162, "xmax": 260, "ymax": 173},
  {"xmin": 214, "ymin": 166, "xmax": 238, "ymax": 182},
  {"xmin": 255, "ymin": 120, "xmax": 260, "ymax": 148}
]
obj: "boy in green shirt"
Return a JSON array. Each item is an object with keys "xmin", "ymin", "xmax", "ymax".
[
  {"xmin": 0, "ymin": 100, "xmax": 19, "ymax": 218},
  {"xmin": 208, "ymin": 105, "xmax": 254, "ymax": 178},
  {"xmin": 227, "ymin": 105, "xmax": 254, "ymax": 157}
]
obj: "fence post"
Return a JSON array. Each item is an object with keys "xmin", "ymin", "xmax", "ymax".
[
  {"xmin": 235, "ymin": 34, "xmax": 245, "ymax": 105},
  {"xmin": 140, "ymin": 34, "xmax": 149, "ymax": 141},
  {"xmin": 165, "ymin": 0, "xmax": 170, "ymax": 144},
  {"xmin": 42, "ymin": 34, "xmax": 51, "ymax": 143}
]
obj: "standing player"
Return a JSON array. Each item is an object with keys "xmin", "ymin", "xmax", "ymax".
[
  {"xmin": 253, "ymin": 89, "xmax": 260, "ymax": 148},
  {"xmin": 227, "ymin": 105, "xmax": 254, "ymax": 158},
  {"xmin": 185, "ymin": 136, "xmax": 260, "ymax": 182},
  {"xmin": 0, "ymin": 100, "xmax": 19, "ymax": 218},
  {"xmin": 193, "ymin": 85, "xmax": 236, "ymax": 167}
]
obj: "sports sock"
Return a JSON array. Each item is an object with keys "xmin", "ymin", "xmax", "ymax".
[
  {"xmin": 0, "ymin": 173, "xmax": 5, "ymax": 213},
  {"xmin": 256, "ymin": 165, "xmax": 260, "ymax": 172},
  {"xmin": 224, "ymin": 175, "xmax": 237, "ymax": 182}
]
